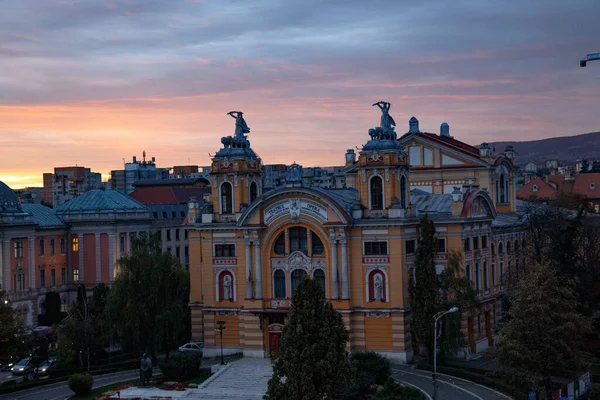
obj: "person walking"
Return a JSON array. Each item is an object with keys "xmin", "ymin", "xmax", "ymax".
[{"xmin": 140, "ymin": 353, "xmax": 151, "ymax": 387}]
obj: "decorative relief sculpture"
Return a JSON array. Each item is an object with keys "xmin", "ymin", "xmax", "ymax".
[
  {"xmin": 223, "ymin": 274, "xmax": 232, "ymax": 300},
  {"xmin": 287, "ymin": 162, "xmax": 303, "ymax": 182},
  {"xmin": 374, "ymin": 273, "xmax": 383, "ymax": 301}
]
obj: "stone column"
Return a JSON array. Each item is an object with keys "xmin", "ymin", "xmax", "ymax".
[
  {"xmin": 245, "ymin": 240, "xmax": 253, "ymax": 299},
  {"xmin": 28, "ymin": 236, "xmax": 35, "ymax": 289},
  {"xmin": 108, "ymin": 233, "xmax": 116, "ymax": 282},
  {"xmin": 341, "ymin": 239, "xmax": 349, "ymax": 299},
  {"xmin": 95, "ymin": 233, "xmax": 101, "ymax": 283},
  {"xmin": 254, "ymin": 240, "xmax": 262, "ymax": 299},
  {"xmin": 78, "ymin": 233, "xmax": 84, "ymax": 283},
  {"xmin": 330, "ymin": 239, "xmax": 339, "ymax": 299}
]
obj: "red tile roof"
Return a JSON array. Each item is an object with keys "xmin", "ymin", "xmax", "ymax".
[
  {"xmin": 130, "ymin": 187, "xmax": 211, "ymax": 205},
  {"xmin": 517, "ymin": 173, "xmax": 600, "ymax": 200}
]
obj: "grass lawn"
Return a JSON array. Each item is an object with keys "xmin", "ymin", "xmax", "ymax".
[{"xmin": 69, "ymin": 372, "xmax": 211, "ymax": 400}]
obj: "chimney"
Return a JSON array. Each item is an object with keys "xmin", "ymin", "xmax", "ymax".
[
  {"xmin": 504, "ymin": 145, "xmax": 515, "ymax": 161},
  {"xmin": 408, "ymin": 117, "xmax": 420, "ymax": 133},
  {"xmin": 345, "ymin": 149, "xmax": 356, "ymax": 167},
  {"xmin": 479, "ymin": 142, "xmax": 491, "ymax": 158},
  {"xmin": 187, "ymin": 197, "xmax": 199, "ymax": 224},
  {"xmin": 451, "ymin": 186, "xmax": 463, "ymax": 217},
  {"xmin": 132, "ymin": 156, "xmax": 137, "ymax": 163},
  {"xmin": 440, "ymin": 122, "xmax": 452, "ymax": 138}
]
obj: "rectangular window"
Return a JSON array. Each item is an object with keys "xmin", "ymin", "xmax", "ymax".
[
  {"xmin": 491, "ymin": 263, "xmax": 496, "ymax": 287},
  {"xmin": 409, "ymin": 146, "xmax": 422, "ymax": 165},
  {"xmin": 176, "ymin": 229, "xmax": 180, "ymax": 241},
  {"xmin": 176, "ymin": 246, "xmax": 180, "ymax": 261},
  {"xmin": 405, "ymin": 239, "xmax": 416, "ymax": 254},
  {"xmin": 464, "ymin": 238, "xmax": 471, "ymax": 251},
  {"xmin": 39, "ymin": 239, "xmax": 45, "ymax": 256},
  {"xmin": 215, "ymin": 244, "xmax": 236, "ymax": 257},
  {"xmin": 184, "ymin": 246, "xmax": 189, "ymax": 262},
  {"xmin": 508, "ymin": 260, "xmax": 512, "ymax": 282},
  {"xmin": 50, "ymin": 239, "xmax": 55, "ymax": 255},
  {"xmin": 500, "ymin": 262, "xmax": 504, "ymax": 287},
  {"xmin": 493, "ymin": 304, "xmax": 497, "ymax": 326},
  {"xmin": 167, "ymin": 229, "xmax": 171, "ymax": 241},
  {"xmin": 475, "ymin": 261, "xmax": 480, "ymax": 291},
  {"xmin": 60, "ymin": 238, "xmax": 66, "ymax": 254},
  {"xmin": 51, "ymin": 269, "xmax": 56, "ymax": 287},
  {"xmin": 481, "ymin": 236, "xmax": 487, "ymax": 249},
  {"xmin": 184, "ymin": 230, "xmax": 189, "ymax": 240},
  {"xmin": 73, "ymin": 269, "xmax": 80, "ymax": 282},
  {"xmin": 477, "ymin": 315, "xmax": 482, "ymax": 334},
  {"xmin": 466, "ymin": 263, "xmax": 471, "ymax": 282},
  {"xmin": 364, "ymin": 241, "xmax": 388, "ymax": 256},
  {"xmin": 40, "ymin": 270, "xmax": 46, "ymax": 288},
  {"xmin": 120, "ymin": 235, "xmax": 125, "ymax": 252},
  {"xmin": 14, "ymin": 241, "xmax": 24, "ymax": 258},
  {"xmin": 289, "ymin": 227, "xmax": 308, "ymax": 253},
  {"xmin": 483, "ymin": 261, "xmax": 488, "ymax": 290},
  {"xmin": 61, "ymin": 268, "xmax": 66, "ymax": 285},
  {"xmin": 437, "ymin": 238, "xmax": 446, "ymax": 252},
  {"xmin": 72, "ymin": 237, "xmax": 79, "ymax": 252}
]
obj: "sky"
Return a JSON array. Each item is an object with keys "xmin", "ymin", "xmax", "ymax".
[{"xmin": 1, "ymin": 0, "xmax": 599, "ymax": 188}]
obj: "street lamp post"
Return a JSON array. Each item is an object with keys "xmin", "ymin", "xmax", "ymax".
[
  {"xmin": 580, "ymin": 52, "xmax": 600, "ymax": 67},
  {"xmin": 432, "ymin": 306, "xmax": 459, "ymax": 400},
  {"xmin": 216, "ymin": 320, "xmax": 227, "ymax": 365}
]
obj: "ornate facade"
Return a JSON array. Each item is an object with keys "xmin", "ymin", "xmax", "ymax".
[{"xmin": 187, "ymin": 105, "xmax": 526, "ymax": 362}]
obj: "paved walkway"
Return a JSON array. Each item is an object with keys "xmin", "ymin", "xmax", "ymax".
[{"xmin": 120, "ymin": 358, "xmax": 273, "ymax": 400}]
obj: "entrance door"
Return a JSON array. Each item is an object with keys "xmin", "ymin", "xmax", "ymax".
[
  {"xmin": 269, "ymin": 332, "xmax": 280, "ymax": 355},
  {"xmin": 485, "ymin": 311, "xmax": 493, "ymax": 346},
  {"xmin": 467, "ymin": 317, "xmax": 476, "ymax": 353}
]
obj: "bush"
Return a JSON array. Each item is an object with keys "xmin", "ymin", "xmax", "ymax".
[
  {"xmin": 159, "ymin": 352, "xmax": 201, "ymax": 381},
  {"xmin": 370, "ymin": 377, "xmax": 425, "ymax": 400},
  {"xmin": 337, "ymin": 352, "xmax": 392, "ymax": 399},
  {"xmin": 67, "ymin": 373, "xmax": 94, "ymax": 396}
]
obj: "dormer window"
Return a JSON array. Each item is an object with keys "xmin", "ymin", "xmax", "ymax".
[
  {"xmin": 591, "ymin": 183, "xmax": 596, "ymax": 191},
  {"xmin": 533, "ymin": 185, "xmax": 539, "ymax": 192}
]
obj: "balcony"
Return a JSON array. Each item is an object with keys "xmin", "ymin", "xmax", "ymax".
[
  {"xmin": 212, "ymin": 257, "xmax": 237, "ymax": 267},
  {"xmin": 7, "ymin": 289, "xmax": 35, "ymax": 301}
]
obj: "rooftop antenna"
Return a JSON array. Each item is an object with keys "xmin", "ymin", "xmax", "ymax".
[{"xmin": 143, "ymin": 150, "xmax": 146, "ymax": 162}]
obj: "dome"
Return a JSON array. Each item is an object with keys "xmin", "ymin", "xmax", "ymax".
[{"xmin": 0, "ymin": 181, "xmax": 22, "ymax": 212}]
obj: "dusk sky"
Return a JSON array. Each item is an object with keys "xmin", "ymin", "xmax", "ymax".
[{"xmin": 2, "ymin": 0, "xmax": 599, "ymax": 188}]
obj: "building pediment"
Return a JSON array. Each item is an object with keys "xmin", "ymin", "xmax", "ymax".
[
  {"xmin": 236, "ymin": 186, "xmax": 353, "ymax": 226},
  {"xmin": 400, "ymin": 134, "xmax": 490, "ymax": 169}
]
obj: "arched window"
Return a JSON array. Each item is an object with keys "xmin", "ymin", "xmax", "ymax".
[
  {"xmin": 289, "ymin": 227, "xmax": 307, "ymax": 253},
  {"xmin": 514, "ymin": 240, "xmax": 519, "ymax": 252},
  {"xmin": 218, "ymin": 271, "xmax": 234, "ymax": 301},
  {"xmin": 498, "ymin": 241, "xmax": 504, "ymax": 255},
  {"xmin": 368, "ymin": 269, "xmax": 386, "ymax": 302},
  {"xmin": 499, "ymin": 175, "xmax": 506, "ymax": 203},
  {"xmin": 313, "ymin": 269, "xmax": 326, "ymax": 295},
  {"xmin": 274, "ymin": 270, "xmax": 286, "ymax": 298},
  {"xmin": 220, "ymin": 182, "xmax": 233, "ymax": 214},
  {"xmin": 291, "ymin": 269, "xmax": 307, "ymax": 294},
  {"xmin": 311, "ymin": 232, "xmax": 324, "ymax": 255},
  {"xmin": 506, "ymin": 241, "xmax": 511, "ymax": 254},
  {"xmin": 249, "ymin": 182, "xmax": 258, "ymax": 203},
  {"xmin": 370, "ymin": 176, "xmax": 384, "ymax": 210},
  {"xmin": 400, "ymin": 175, "xmax": 407, "ymax": 208},
  {"xmin": 491, "ymin": 243, "xmax": 496, "ymax": 256},
  {"xmin": 274, "ymin": 233, "xmax": 286, "ymax": 255}
]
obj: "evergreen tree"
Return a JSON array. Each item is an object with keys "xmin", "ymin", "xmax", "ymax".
[
  {"xmin": 265, "ymin": 277, "xmax": 353, "ymax": 400},
  {"xmin": 106, "ymin": 232, "xmax": 190, "ymax": 360},
  {"xmin": 492, "ymin": 263, "xmax": 592, "ymax": 399},
  {"xmin": 0, "ymin": 291, "xmax": 25, "ymax": 364},
  {"xmin": 44, "ymin": 291, "xmax": 63, "ymax": 326},
  {"xmin": 409, "ymin": 216, "xmax": 477, "ymax": 360}
]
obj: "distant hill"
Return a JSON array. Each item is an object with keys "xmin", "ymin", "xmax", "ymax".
[{"xmin": 489, "ymin": 131, "xmax": 600, "ymax": 166}]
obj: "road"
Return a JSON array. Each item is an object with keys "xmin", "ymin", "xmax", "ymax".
[
  {"xmin": 0, "ymin": 372, "xmax": 22, "ymax": 386},
  {"xmin": 391, "ymin": 365, "xmax": 513, "ymax": 400}
]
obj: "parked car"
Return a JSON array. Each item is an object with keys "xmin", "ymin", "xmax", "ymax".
[
  {"xmin": 178, "ymin": 342, "xmax": 204, "ymax": 355},
  {"xmin": 11, "ymin": 358, "xmax": 32, "ymax": 375},
  {"xmin": 36, "ymin": 359, "xmax": 56, "ymax": 378}
]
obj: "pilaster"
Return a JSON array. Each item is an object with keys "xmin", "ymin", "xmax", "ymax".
[
  {"xmin": 330, "ymin": 234, "xmax": 339, "ymax": 299},
  {"xmin": 254, "ymin": 240, "xmax": 262, "ymax": 299},
  {"xmin": 28, "ymin": 236, "xmax": 35, "ymax": 289},
  {"xmin": 78, "ymin": 233, "xmax": 84, "ymax": 283},
  {"xmin": 95, "ymin": 233, "xmax": 101, "ymax": 283},
  {"xmin": 341, "ymin": 239, "xmax": 349, "ymax": 299},
  {"xmin": 108, "ymin": 232, "xmax": 116, "ymax": 281},
  {"xmin": 245, "ymin": 239, "xmax": 253, "ymax": 299}
]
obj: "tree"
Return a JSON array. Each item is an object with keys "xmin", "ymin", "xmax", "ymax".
[
  {"xmin": 580, "ymin": 159, "xmax": 590, "ymax": 173},
  {"xmin": 106, "ymin": 232, "xmax": 190, "ymax": 360},
  {"xmin": 0, "ymin": 291, "xmax": 25, "ymax": 364},
  {"xmin": 43, "ymin": 291, "xmax": 63, "ymax": 326},
  {"xmin": 492, "ymin": 263, "xmax": 592, "ymax": 399},
  {"xmin": 265, "ymin": 277, "xmax": 354, "ymax": 400},
  {"xmin": 60, "ymin": 283, "xmax": 110, "ymax": 371},
  {"xmin": 409, "ymin": 215, "xmax": 478, "ymax": 360}
]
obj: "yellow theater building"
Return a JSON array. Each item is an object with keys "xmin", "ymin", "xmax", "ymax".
[{"xmin": 186, "ymin": 105, "xmax": 525, "ymax": 362}]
